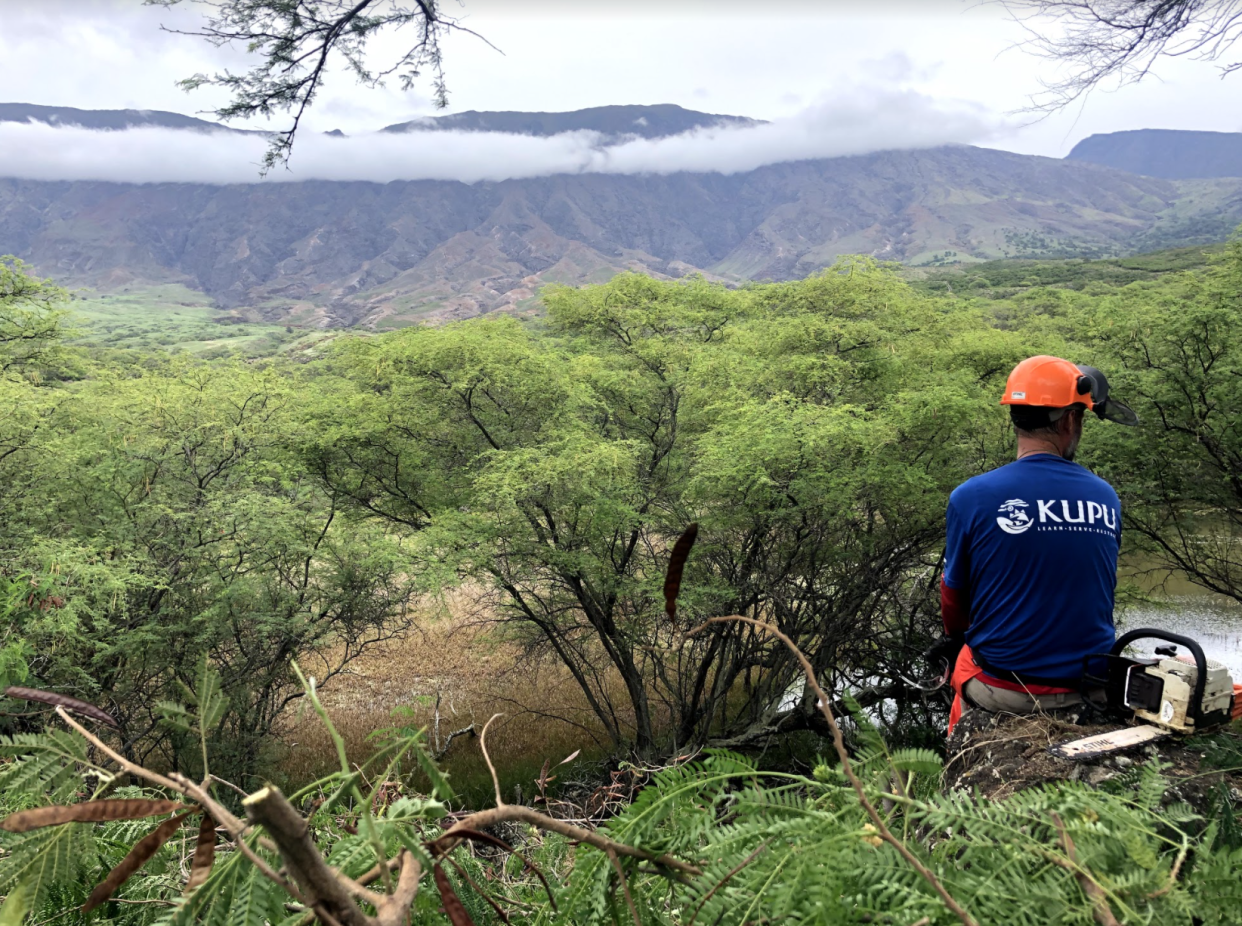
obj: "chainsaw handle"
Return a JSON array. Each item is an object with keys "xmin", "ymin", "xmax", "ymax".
[{"xmin": 1110, "ymin": 628, "xmax": 1208, "ymax": 725}]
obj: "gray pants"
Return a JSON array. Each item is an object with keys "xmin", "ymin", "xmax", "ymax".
[{"xmin": 963, "ymin": 678, "xmax": 1096, "ymax": 714}]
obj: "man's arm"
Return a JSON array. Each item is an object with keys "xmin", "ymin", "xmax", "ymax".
[
  {"xmin": 941, "ymin": 578, "xmax": 970, "ymax": 636},
  {"xmin": 942, "ymin": 497, "xmax": 971, "ymax": 635}
]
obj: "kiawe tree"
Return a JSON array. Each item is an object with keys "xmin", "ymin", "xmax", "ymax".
[
  {"xmin": 0, "ymin": 356, "xmax": 416, "ymax": 780},
  {"xmin": 307, "ymin": 266, "xmax": 1020, "ymax": 755},
  {"xmin": 1084, "ymin": 240, "xmax": 1242, "ymax": 605},
  {"xmin": 0, "ymin": 259, "xmax": 69, "ymax": 696},
  {"xmin": 0, "ymin": 258, "xmax": 69, "ymax": 376},
  {"xmin": 0, "ymin": 257, "xmax": 76, "ymax": 532}
]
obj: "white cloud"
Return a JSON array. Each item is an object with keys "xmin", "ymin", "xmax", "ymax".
[
  {"xmin": 2, "ymin": 0, "xmax": 1239, "ymax": 163},
  {"xmin": 0, "ymin": 88, "xmax": 999, "ymax": 185}
]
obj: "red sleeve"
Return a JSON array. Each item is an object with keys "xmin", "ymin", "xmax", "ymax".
[{"xmin": 941, "ymin": 576, "xmax": 970, "ymax": 635}]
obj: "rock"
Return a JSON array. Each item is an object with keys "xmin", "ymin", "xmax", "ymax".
[{"xmin": 1086, "ymin": 766, "xmax": 1117, "ymax": 786}]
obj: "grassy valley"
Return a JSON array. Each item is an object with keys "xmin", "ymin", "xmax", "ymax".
[
  {"xmin": 66, "ymin": 283, "xmax": 337, "ymax": 356},
  {"xmin": 907, "ymin": 242, "xmax": 1223, "ymax": 295}
]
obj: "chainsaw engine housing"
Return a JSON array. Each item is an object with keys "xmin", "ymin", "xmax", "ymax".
[
  {"xmin": 1123, "ymin": 656, "xmax": 1233, "ymax": 733},
  {"xmin": 1054, "ymin": 629, "xmax": 1236, "ymax": 761}
]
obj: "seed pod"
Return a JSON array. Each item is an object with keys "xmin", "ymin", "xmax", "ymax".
[
  {"xmin": 4, "ymin": 687, "xmax": 118, "ymax": 727},
  {"xmin": 83, "ymin": 812, "xmax": 193, "ymax": 912},
  {"xmin": 434, "ymin": 863, "xmax": 477, "ymax": 926},
  {"xmin": 663, "ymin": 523, "xmax": 699, "ymax": 622},
  {"xmin": 185, "ymin": 813, "xmax": 217, "ymax": 893},
  {"xmin": 1, "ymin": 800, "xmax": 190, "ymax": 833}
]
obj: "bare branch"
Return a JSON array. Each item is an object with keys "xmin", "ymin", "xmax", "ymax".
[
  {"xmin": 435, "ymin": 804, "xmax": 703, "ymax": 880},
  {"xmin": 375, "ymin": 851, "xmax": 421, "ymax": 926},
  {"xmin": 1000, "ymin": 0, "xmax": 1242, "ymax": 111},
  {"xmin": 479, "ymin": 713, "xmax": 504, "ymax": 807},
  {"xmin": 142, "ymin": 0, "xmax": 497, "ymax": 173}
]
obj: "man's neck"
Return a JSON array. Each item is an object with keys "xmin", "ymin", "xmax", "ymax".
[{"xmin": 1016, "ymin": 437, "xmax": 1064, "ymax": 461}]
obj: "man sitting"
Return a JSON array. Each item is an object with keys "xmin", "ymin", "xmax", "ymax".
[{"xmin": 939, "ymin": 355, "xmax": 1138, "ymax": 733}]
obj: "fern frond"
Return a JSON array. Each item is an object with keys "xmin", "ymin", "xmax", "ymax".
[
  {"xmin": 889, "ymin": 747, "xmax": 942, "ymax": 777},
  {"xmin": 0, "ymin": 731, "xmax": 100, "ymax": 801},
  {"xmin": 0, "ymin": 824, "xmax": 89, "ymax": 912},
  {"xmin": 228, "ymin": 867, "xmax": 275, "ymax": 926}
]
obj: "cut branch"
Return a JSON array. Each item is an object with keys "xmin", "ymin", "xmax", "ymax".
[{"xmin": 244, "ymin": 785, "xmax": 377, "ymax": 926}]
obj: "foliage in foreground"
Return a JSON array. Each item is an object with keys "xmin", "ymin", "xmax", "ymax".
[{"xmin": 1, "ymin": 665, "xmax": 1240, "ymax": 926}]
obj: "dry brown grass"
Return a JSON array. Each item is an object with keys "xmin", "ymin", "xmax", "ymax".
[{"xmin": 276, "ymin": 590, "xmax": 623, "ymax": 806}]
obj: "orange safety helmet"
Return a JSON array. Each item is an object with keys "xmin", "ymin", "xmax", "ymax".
[
  {"xmin": 1001, "ymin": 355, "xmax": 1093, "ymax": 410},
  {"xmin": 1001, "ymin": 355, "xmax": 1138, "ymax": 425}
]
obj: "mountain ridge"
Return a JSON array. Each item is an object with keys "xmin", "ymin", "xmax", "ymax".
[
  {"xmin": 1067, "ymin": 128, "xmax": 1242, "ymax": 179},
  {"xmin": 380, "ymin": 103, "xmax": 762, "ymax": 139},
  {"xmin": 0, "ymin": 101, "xmax": 760, "ymax": 143},
  {"xmin": 6, "ymin": 143, "xmax": 1240, "ymax": 328},
  {"xmin": 4, "ymin": 108, "xmax": 1242, "ymax": 328},
  {"xmin": 0, "ymin": 102, "xmax": 249, "ymax": 133}
]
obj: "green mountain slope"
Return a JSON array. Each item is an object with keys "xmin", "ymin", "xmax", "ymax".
[
  {"xmin": 1068, "ymin": 128, "xmax": 1242, "ymax": 180},
  {"xmin": 3, "ymin": 144, "xmax": 1241, "ymax": 327},
  {"xmin": 907, "ymin": 243, "xmax": 1221, "ymax": 296}
]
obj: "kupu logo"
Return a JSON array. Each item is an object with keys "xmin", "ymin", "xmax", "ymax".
[{"xmin": 996, "ymin": 499, "xmax": 1033, "ymax": 535}]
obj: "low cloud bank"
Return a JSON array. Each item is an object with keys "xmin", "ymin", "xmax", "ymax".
[{"xmin": 0, "ymin": 89, "xmax": 998, "ymax": 185}]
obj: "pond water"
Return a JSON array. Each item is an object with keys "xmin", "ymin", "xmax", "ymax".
[{"xmin": 1119, "ymin": 594, "xmax": 1242, "ymax": 679}]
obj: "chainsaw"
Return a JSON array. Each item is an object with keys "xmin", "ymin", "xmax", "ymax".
[{"xmin": 1049, "ymin": 629, "xmax": 1237, "ymax": 761}]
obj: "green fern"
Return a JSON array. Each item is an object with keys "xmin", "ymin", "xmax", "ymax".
[
  {"xmin": 0, "ymin": 876, "xmax": 35, "ymax": 926},
  {"xmin": 0, "ymin": 730, "xmax": 101, "ymax": 802},
  {"xmin": 227, "ymin": 868, "xmax": 276, "ymax": 926},
  {"xmin": 0, "ymin": 824, "xmax": 90, "ymax": 915},
  {"xmin": 888, "ymin": 747, "xmax": 942, "ymax": 777}
]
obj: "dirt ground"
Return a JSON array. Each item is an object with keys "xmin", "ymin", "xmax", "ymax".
[{"xmin": 944, "ymin": 708, "xmax": 1242, "ymax": 815}]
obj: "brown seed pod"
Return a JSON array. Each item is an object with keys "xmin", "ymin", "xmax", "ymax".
[
  {"xmin": 185, "ymin": 812, "xmax": 217, "ymax": 893},
  {"xmin": 4, "ymin": 686, "xmax": 118, "ymax": 727},
  {"xmin": 82, "ymin": 812, "xmax": 194, "ymax": 912},
  {"xmin": 663, "ymin": 522, "xmax": 699, "ymax": 622},
  {"xmin": 1, "ymin": 799, "xmax": 191, "ymax": 833},
  {"xmin": 434, "ymin": 863, "xmax": 478, "ymax": 926}
]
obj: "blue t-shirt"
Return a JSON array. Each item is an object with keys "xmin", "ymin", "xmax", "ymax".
[{"xmin": 944, "ymin": 454, "xmax": 1120, "ymax": 680}]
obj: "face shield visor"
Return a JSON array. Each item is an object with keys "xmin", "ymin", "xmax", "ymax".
[{"xmin": 1075, "ymin": 365, "xmax": 1139, "ymax": 426}]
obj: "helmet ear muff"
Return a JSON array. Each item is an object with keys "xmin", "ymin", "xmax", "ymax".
[{"xmin": 1076, "ymin": 374, "xmax": 1094, "ymax": 400}]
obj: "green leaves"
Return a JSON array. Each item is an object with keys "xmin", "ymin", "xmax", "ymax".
[
  {"xmin": 1, "ymin": 359, "xmax": 416, "ymax": 781},
  {"xmin": 0, "ymin": 821, "xmax": 87, "ymax": 920},
  {"xmin": 0, "ymin": 256, "xmax": 69, "ymax": 377},
  {"xmin": 0, "ymin": 876, "xmax": 34, "ymax": 926},
  {"xmin": 0, "ymin": 730, "xmax": 99, "ymax": 803},
  {"xmin": 888, "ymin": 749, "xmax": 943, "ymax": 778}
]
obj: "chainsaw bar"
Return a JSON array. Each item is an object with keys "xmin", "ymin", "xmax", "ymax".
[{"xmin": 1049, "ymin": 724, "xmax": 1171, "ymax": 762}]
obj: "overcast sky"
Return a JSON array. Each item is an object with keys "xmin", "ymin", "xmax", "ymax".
[{"xmin": 2, "ymin": 0, "xmax": 1239, "ymax": 183}]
